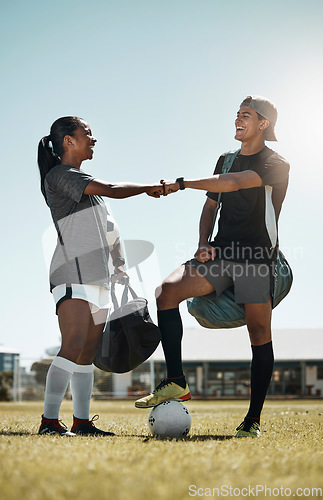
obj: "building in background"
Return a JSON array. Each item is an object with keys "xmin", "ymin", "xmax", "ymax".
[
  {"xmin": 0, "ymin": 346, "xmax": 19, "ymax": 401},
  {"xmin": 118, "ymin": 328, "xmax": 323, "ymax": 399},
  {"xmin": 0, "ymin": 346, "xmax": 19, "ymax": 372},
  {"xmin": 7, "ymin": 328, "xmax": 323, "ymax": 401}
]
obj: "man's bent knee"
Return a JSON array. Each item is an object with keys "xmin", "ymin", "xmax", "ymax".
[
  {"xmin": 248, "ymin": 326, "xmax": 271, "ymax": 346},
  {"xmin": 156, "ymin": 281, "xmax": 180, "ymax": 310}
]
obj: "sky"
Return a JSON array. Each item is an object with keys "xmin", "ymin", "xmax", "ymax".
[{"xmin": 0, "ymin": 0, "xmax": 322, "ymax": 366}]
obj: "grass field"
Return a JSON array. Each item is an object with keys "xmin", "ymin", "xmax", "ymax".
[{"xmin": 0, "ymin": 400, "xmax": 322, "ymax": 500}]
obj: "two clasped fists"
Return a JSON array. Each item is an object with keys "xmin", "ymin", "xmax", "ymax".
[
  {"xmin": 146, "ymin": 179, "xmax": 181, "ymax": 198},
  {"xmin": 146, "ymin": 180, "xmax": 217, "ymax": 263}
]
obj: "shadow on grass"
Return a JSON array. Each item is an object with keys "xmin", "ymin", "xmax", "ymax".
[
  {"xmin": 184, "ymin": 434, "xmax": 234, "ymax": 441},
  {"xmin": 0, "ymin": 431, "xmax": 234, "ymax": 440},
  {"xmin": 125, "ymin": 434, "xmax": 234, "ymax": 441},
  {"xmin": 0, "ymin": 431, "xmax": 32, "ymax": 436}
]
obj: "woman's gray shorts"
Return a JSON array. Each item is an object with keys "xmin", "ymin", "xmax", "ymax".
[{"xmin": 186, "ymin": 258, "xmax": 276, "ymax": 304}]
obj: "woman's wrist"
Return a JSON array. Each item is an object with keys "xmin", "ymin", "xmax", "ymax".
[{"xmin": 112, "ymin": 257, "xmax": 125, "ymax": 267}]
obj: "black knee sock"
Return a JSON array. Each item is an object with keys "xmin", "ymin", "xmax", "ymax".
[
  {"xmin": 157, "ymin": 308, "xmax": 184, "ymax": 382},
  {"xmin": 245, "ymin": 341, "xmax": 274, "ymax": 423}
]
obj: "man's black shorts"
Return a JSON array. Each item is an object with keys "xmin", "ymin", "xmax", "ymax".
[{"xmin": 186, "ymin": 258, "xmax": 276, "ymax": 304}]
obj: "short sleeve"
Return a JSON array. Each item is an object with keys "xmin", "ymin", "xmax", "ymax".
[
  {"xmin": 250, "ymin": 154, "xmax": 290, "ymax": 188},
  {"xmin": 206, "ymin": 155, "xmax": 225, "ymax": 201},
  {"xmin": 45, "ymin": 165, "xmax": 94, "ymax": 202}
]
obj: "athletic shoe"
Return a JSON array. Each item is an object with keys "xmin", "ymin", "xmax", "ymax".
[
  {"xmin": 235, "ymin": 420, "xmax": 261, "ymax": 438},
  {"xmin": 38, "ymin": 415, "xmax": 76, "ymax": 436},
  {"xmin": 135, "ymin": 378, "xmax": 191, "ymax": 408},
  {"xmin": 71, "ymin": 415, "xmax": 115, "ymax": 436}
]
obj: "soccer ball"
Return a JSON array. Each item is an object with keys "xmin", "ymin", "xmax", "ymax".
[{"xmin": 148, "ymin": 401, "xmax": 191, "ymax": 438}]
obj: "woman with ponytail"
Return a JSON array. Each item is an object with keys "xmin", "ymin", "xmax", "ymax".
[{"xmin": 37, "ymin": 116, "xmax": 164, "ymax": 436}]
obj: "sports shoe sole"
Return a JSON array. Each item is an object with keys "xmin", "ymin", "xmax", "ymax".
[
  {"xmin": 135, "ymin": 393, "xmax": 191, "ymax": 409},
  {"xmin": 72, "ymin": 430, "xmax": 115, "ymax": 436},
  {"xmin": 235, "ymin": 431, "xmax": 260, "ymax": 438},
  {"xmin": 38, "ymin": 428, "xmax": 76, "ymax": 437}
]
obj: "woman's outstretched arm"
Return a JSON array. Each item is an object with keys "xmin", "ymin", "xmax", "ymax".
[{"xmin": 84, "ymin": 179, "xmax": 165, "ymax": 198}]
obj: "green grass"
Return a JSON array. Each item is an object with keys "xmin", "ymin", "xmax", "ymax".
[{"xmin": 0, "ymin": 400, "xmax": 322, "ymax": 500}]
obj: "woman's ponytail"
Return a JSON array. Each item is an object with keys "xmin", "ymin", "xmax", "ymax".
[{"xmin": 37, "ymin": 135, "xmax": 60, "ymax": 203}]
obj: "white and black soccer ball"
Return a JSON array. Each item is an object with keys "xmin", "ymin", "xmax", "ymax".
[
  {"xmin": 148, "ymin": 401, "xmax": 191, "ymax": 438},
  {"xmin": 106, "ymin": 214, "xmax": 120, "ymax": 250}
]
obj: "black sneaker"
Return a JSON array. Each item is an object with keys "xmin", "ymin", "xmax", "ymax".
[
  {"xmin": 71, "ymin": 415, "xmax": 115, "ymax": 436},
  {"xmin": 38, "ymin": 415, "xmax": 76, "ymax": 436}
]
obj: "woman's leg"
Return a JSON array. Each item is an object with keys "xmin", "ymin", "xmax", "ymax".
[
  {"xmin": 41, "ymin": 300, "xmax": 110, "ymax": 434},
  {"xmin": 43, "ymin": 357, "xmax": 76, "ymax": 419},
  {"xmin": 70, "ymin": 308, "xmax": 108, "ymax": 420},
  {"xmin": 68, "ymin": 308, "xmax": 114, "ymax": 435},
  {"xmin": 43, "ymin": 299, "xmax": 94, "ymax": 421},
  {"xmin": 57, "ymin": 299, "xmax": 94, "ymax": 362}
]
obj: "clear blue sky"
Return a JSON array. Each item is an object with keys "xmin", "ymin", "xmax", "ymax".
[{"xmin": 1, "ymin": 0, "xmax": 322, "ymax": 364}]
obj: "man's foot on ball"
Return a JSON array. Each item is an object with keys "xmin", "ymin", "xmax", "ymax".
[
  {"xmin": 135, "ymin": 378, "xmax": 191, "ymax": 408},
  {"xmin": 235, "ymin": 420, "xmax": 261, "ymax": 438},
  {"xmin": 71, "ymin": 415, "xmax": 115, "ymax": 436}
]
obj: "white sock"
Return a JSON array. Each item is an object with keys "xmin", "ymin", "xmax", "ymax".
[
  {"xmin": 44, "ymin": 356, "xmax": 76, "ymax": 419},
  {"xmin": 70, "ymin": 364, "xmax": 94, "ymax": 419}
]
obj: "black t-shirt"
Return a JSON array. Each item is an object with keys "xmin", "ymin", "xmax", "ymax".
[{"xmin": 206, "ymin": 146, "xmax": 290, "ymax": 263}]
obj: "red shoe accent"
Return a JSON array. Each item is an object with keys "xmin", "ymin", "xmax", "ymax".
[
  {"xmin": 38, "ymin": 415, "xmax": 74, "ymax": 435},
  {"xmin": 71, "ymin": 415, "xmax": 115, "ymax": 436},
  {"xmin": 179, "ymin": 392, "xmax": 192, "ymax": 401},
  {"xmin": 71, "ymin": 416, "xmax": 88, "ymax": 432}
]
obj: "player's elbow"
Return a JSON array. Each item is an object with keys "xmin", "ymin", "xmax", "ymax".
[
  {"xmin": 233, "ymin": 172, "xmax": 262, "ymax": 191},
  {"xmin": 223, "ymin": 178, "xmax": 240, "ymax": 192}
]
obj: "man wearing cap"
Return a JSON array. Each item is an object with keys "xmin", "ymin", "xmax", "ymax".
[{"xmin": 135, "ymin": 96, "xmax": 290, "ymax": 438}]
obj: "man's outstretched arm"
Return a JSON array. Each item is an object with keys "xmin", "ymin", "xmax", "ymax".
[{"xmin": 162, "ymin": 170, "xmax": 262, "ymax": 194}]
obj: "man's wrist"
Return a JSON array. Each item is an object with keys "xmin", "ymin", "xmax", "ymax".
[
  {"xmin": 176, "ymin": 177, "xmax": 185, "ymax": 190},
  {"xmin": 198, "ymin": 240, "xmax": 209, "ymax": 247}
]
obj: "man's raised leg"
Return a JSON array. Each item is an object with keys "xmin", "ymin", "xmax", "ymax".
[{"xmin": 135, "ymin": 264, "xmax": 214, "ymax": 408}]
